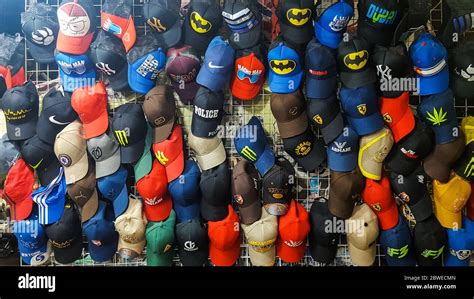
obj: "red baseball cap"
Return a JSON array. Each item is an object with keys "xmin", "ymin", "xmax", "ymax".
[
  {"xmin": 152, "ymin": 124, "xmax": 184, "ymax": 182},
  {"xmin": 230, "ymin": 52, "xmax": 265, "ymax": 101},
  {"xmin": 276, "ymin": 199, "xmax": 310, "ymax": 263},
  {"xmin": 3, "ymin": 159, "xmax": 35, "ymax": 221},
  {"xmin": 136, "ymin": 160, "xmax": 173, "ymax": 222},
  {"xmin": 71, "ymin": 81, "xmax": 108, "ymax": 139},
  {"xmin": 208, "ymin": 205, "xmax": 241, "ymax": 266},
  {"xmin": 0, "ymin": 65, "xmax": 12, "ymax": 89},
  {"xmin": 11, "ymin": 67, "xmax": 25, "ymax": 88},
  {"xmin": 378, "ymin": 92, "xmax": 415, "ymax": 142},
  {"xmin": 361, "ymin": 175, "xmax": 399, "ymax": 230}
]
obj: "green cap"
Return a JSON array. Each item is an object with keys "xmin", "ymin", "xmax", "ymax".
[
  {"xmin": 145, "ymin": 209, "xmax": 176, "ymax": 266},
  {"xmin": 133, "ymin": 124, "xmax": 153, "ymax": 183}
]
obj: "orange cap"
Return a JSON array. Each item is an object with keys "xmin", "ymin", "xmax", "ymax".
[
  {"xmin": 378, "ymin": 92, "xmax": 415, "ymax": 142},
  {"xmin": 3, "ymin": 159, "xmax": 34, "ymax": 221},
  {"xmin": 0, "ymin": 65, "xmax": 13, "ymax": 89},
  {"xmin": 152, "ymin": 124, "xmax": 185, "ymax": 182},
  {"xmin": 230, "ymin": 53, "xmax": 265, "ymax": 101},
  {"xmin": 208, "ymin": 205, "xmax": 241, "ymax": 266},
  {"xmin": 101, "ymin": 12, "xmax": 136, "ymax": 52}
]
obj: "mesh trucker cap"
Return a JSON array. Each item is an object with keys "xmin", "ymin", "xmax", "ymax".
[
  {"xmin": 328, "ymin": 167, "xmax": 365, "ymax": 219},
  {"xmin": 413, "ymin": 215, "xmax": 448, "ymax": 266},
  {"xmin": 449, "ymin": 40, "xmax": 474, "ymax": 99},
  {"xmin": 358, "ymin": 126, "xmax": 394, "ymax": 180},
  {"xmin": 101, "ymin": 0, "xmax": 137, "ymax": 52},
  {"xmin": 200, "ymin": 162, "xmax": 232, "ymax": 222},
  {"xmin": 379, "ymin": 215, "xmax": 417, "ymax": 266},
  {"xmin": 31, "ymin": 169, "xmax": 66, "ymax": 225},
  {"xmin": 87, "ymin": 131, "xmax": 121, "ymax": 179},
  {"xmin": 357, "ymin": 0, "xmax": 402, "ymax": 46},
  {"xmin": 152, "ymin": 124, "xmax": 185, "ymax": 182},
  {"xmin": 378, "ymin": 92, "xmax": 415, "ymax": 143},
  {"xmin": 230, "ymin": 51, "xmax": 266, "ymax": 101},
  {"xmin": 55, "ymin": 51, "xmax": 97, "ymax": 93},
  {"xmin": 223, "ymin": 0, "xmax": 262, "ymax": 50},
  {"xmin": 282, "ymin": 127, "xmax": 327, "ymax": 172},
  {"xmin": 314, "ymin": 0, "xmax": 354, "ymax": 49},
  {"xmin": 175, "ymin": 218, "xmax": 209, "ymax": 266},
  {"xmin": 262, "ymin": 157, "xmax": 296, "ymax": 216},
  {"xmin": 454, "ymin": 117, "xmax": 474, "ymax": 181},
  {"xmin": 4, "ymin": 159, "xmax": 35, "ymax": 222},
  {"xmin": 191, "ymin": 87, "xmax": 225, "ymax": 138},
  {"xmin": 232, "ymin": 159, "xmax": 261, "ymax": 225},
  {"xmin": 208, "ymin": 205, "xmax": 241, "ymax": 266},
  {"xmin": 66, "ymin": 165, "xmax": 99, "ymax": 223},
  {"xmin": 188, "ymin": 130, "xmax": 226, "ymax": 171},
  {"xmin": 143, "ymin": 85, "xmax": 176, "ymax": 143},
  {"xmin": 327, "ymin": 124, "xmax": 359, "ymax": 172},
  {"xmin": 267, "ymin": 41, "xmax": 303, "ymax": 94},
  {"xmin": 270, "ymin": 89, "xmax": 307, "ymax": 139},
  {"xmin": 146, "ymin": 209, "xmax": 176, "ymax": 266},
  {"xmin": 276, "ymin": 0, "xmax": 315, "ymax": 46},
  {"xmin": 97, "ymin": 166, "xmax": 129, "ymax": 218},
  {"xmin": 143, "ymin": 0, "xmax": 182, "ymax": 49},
  {"xmin": 307, "ymin": 95, "xmax": 344, "ymax": 145},
  {"xmin": 305, "ymin": 39, "xmax": 338, "ymax": 99}
]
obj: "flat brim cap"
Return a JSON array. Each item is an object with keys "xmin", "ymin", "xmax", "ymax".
[{"xmin": 340, "ymin": 67, "xmax": 377, "ymax": 89}]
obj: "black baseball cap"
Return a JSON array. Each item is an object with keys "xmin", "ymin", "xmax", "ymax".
[
  {"xmin": 307, "ymin": 95, "xmax": 344, "ymax": 144},
  {"xmin": 357, "ymin": 0, "xmax": 402, "ymax": 46},
  {"xmin": 143, "ymin": 0, "xmax": 182, "ymax": 49},
  {"xmin": 175, "ymin": 218, "xmax": 209, "ymax": 266},
  {"xmin": 231, "ymin": 159, "xmax": 261, "ymax": 225},
  {"xmin": 389, "ymin": 166, "xmax": 433, "ymax": 223},
  {"xmin": 191, "ymin": 87, "xmax": 225, "ymax": 138},
  {"xmin": 305, "ymin": 39, "xmax": 337, "ymax": 99},
  {"xmin": 413, "ymin": 215, "xmax": 448, "ymax": 266},
  {"xmin": 0, "ymin": 77, "xmax": 6, "ymax": 99},
  {"xmin": 453, "ymin": 138, "xmax": 474, "ymax": 182},
  {"xmin": 282, "ymin": 127, "xmax": 326, "ymax": 172},
  {"xmin": 449, "ymin": 40, "xmax": 474, "ymax": 99},
  {"xmin": 21, "ymin": 3, "xmax": 59, "ymax": 64},
  {"xmin": 90, "ymin": 30, "xmax": 129, "ymax": 91},
  {"xmin": 36, "ymin": 88, "xmax": 77, "ymax": 145},
  {"xmin": 0, "ymin": 81, "xmax": 39, "ymax": 141},
  {"xmin": 262, "ymin": 157, "xmax": 295, "ymax": 216},
  {"xmin": 111, "ymin": 103, "xmax": 148, "ymax": 164},
  {"xmin": 200, "ymin": 161, "xmax": 231, "ymax": 222},
  {"xmin": 337, "ymin": 36, "xmax": 376, "ymax": 89},
  {"xmin": 223, "ymin": 0, "xmax": 262, "ymax": 50},
  {"xmin": 309, "ymin": 199, "xmax": 340, "ymax": 264},
  {"xmin": 44, "ymin": 199, "xmax": 83, "ymax": 264},
  {"xmin": 385, "ymin": 118, "xmax": 435, "ymax": 176},
  {"xmin": 276, "ymin": 0, "xmax": 315, "ymax": 46}
]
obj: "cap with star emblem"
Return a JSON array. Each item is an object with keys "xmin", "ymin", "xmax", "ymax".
[
  {"xmin": 378, "ymin": 91, "xmax": 415, "ymax": 143},
  {"xmin": 152, "ymin": 124, "xmax": 184, "ymax": 182},
  {"xmin": 307, "ymin": 95, "xmax": 345, "ymax": 145},
  {"xmin": 262, "ymin": 157, "xmax": 295, "ymax": 216},
  {"xmin": 358, "ymin": 126, "xmax": 394, "ymax": 180},
  {"xmin": 146, "ymin": 209, "xmax": 177, "ymax": 266},
  {"xmin": 97, "ymin": 166, "xmax": 129, "ymax": 218},
  {"xmin": 309, "ymin": 199, "xmax": 340, "ymax": 264},
  {"xmin": 282, "ymin": 127, "xmax": 327, "ymax": 172},
  {"xmin": 66, "ymin": 164, "xmax": 99, "ymax": 223},
  {"xmin": 270, "ymin": 89, "xmax": 307, "ymax": 139},
  {"xmin": 362, "ymin": 175, "xmax": 399, "ymax": 230},
  {"xmin": 231, "ymin": 159, "xmax": 261, "ymax": 225}
]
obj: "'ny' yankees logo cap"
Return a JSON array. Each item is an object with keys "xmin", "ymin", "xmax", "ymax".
[{"xmin": 143, "ymin": 0, "xmax": 182, "ymax": 49}]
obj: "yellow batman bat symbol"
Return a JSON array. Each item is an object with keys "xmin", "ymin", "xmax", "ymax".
[
  {"xmin": 190, "ymin": 11, "xmax": 212, "ymax": 34},
  {"xmin": 270, "ymin": 59, "xmax": 296, "ymax": 75},
  {"xmin": 286, "ymin": 8, "xmax": 312, "ymax": 26},
  {"xmin": 344, "ymin": 50, "xmax": 369, "ymax": 70}
]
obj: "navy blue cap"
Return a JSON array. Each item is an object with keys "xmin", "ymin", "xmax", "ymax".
[
  {"xmin": 305, "ymin": 40, "xmax": 337, "ymax": 99},
  {"xmin": 327, "ymin": 125, "xmax": 359, "ymax": 172},
  {"xmin": 169, "ymin": 159, "xmax": 201, "ymax": 223},
  {"xmin": 191, "ymin": 87, "xmax": 225, "ymax": 138},
  {"xmin": 55, "ymin": 52, "xmax": 97, "ymax": 93},
  {"xmin": 380, "ymin": 215, "xmax": 417, "ymax": 266},
  {"xmin": 307, "ymin": 95, "xmax": 345, "ymax": 144},
  {"xmin": 97, "ymin": 166, "xmax": 129, "ymax": 218},
  {"xmin": 445, "ymin": 217, "xmax": 474, "ymax": 266},
  {"xmin": 339, "ymin": 84, "xmax": 384, "ymax": 136},
  {"xmin": 314, "ymin": 0, "xmax": 354, "ymax": 49},
  {"xmin": 267, "ymin": 41, "xmax": 303, "ymax": 93}
]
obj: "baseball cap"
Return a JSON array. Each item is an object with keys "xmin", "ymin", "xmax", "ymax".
[
  {"xmin": 169, "ymin": 159, "xmax": 202, "ymax": 223},
  {"xmin": 262, "ymin": 157, "xmax": 295, "ymax": 216},
  {"xmin": 358, "ymin": 126, "xmax": 394, "ymax": 180},
  {"xmin": 66, "ymin": 165, "xmax": 98, "ymax": 223},
  {"xmin": 283, "ymin": 127, "xmax": 327, "ymax": 172},
  {"xmin": 454, "ymin": 117, "xmax": 474, "ymax": 181},
  {"xmin": 182, "ymin": 0, "xmax": 223, "ymax": 54},
  {"xmin": 36, "ymin": 88, "xmax": 77, "ymax": 146},
  {"xmin": 71, "ymin": 81, "xmax": 108, "ymax": 140},
  {"xmin": 337, "ymin": 36, "xmax": 376, "ymax": 89},
  {"xmin": 267, "ymin": 41, "xmax": 303, "ymax": 93},
  {"xmin": 389, "ymin": 166, "xmax": 433, "ymax": 223},
  {"xmin": 200, "ymin": 162, "xmax": 231, "ymax": 222},
  {"xmin": 188, "ymin": 130, "xmax": 227, "ymax": 171},
  {"xmin": 137, "ymin": 160, "xmax": 173, "ymax": 222},
  {"xmin": 176, "ymin": 218, "xmax": 209, "ymax": 266},
  {"xmin": 231, "ymin": 159, "xmax": 261, "ymax": 225},
  {"xmin": 196, "ymin": 36, "xmax": 235, "ymax": 92},
  {"xmin": 385, "ymin": 118, "xmax": 435, "ymax": 176},
  {"xmin": 143, "ymin": 85, "xmax": 176, "ymax": 143},
  {"xmin": 329, "ymin": 168, "xmax": 365, "ymax": 219},
  {"xmin": 54, "ymin": 121, "xmax": 89, "ymax": 184},
  {"xmin": 346, "ymin": 203, "xmax": 379, "ymax": 266},
  {"xmin": 270, "ymin": 89, "xmax": 307, "ymax": 139},
  {"xmin": 276, "ymin": 0, "xmax": 315, "ymax": 46},
  {"xmin": 143, "ymin": 0, "xmax": 182, "ymax": 49},
  {"xmin": 3, "ymin": 159, "xmax": 35, "ymax": 221},
  {"xmin": 0, "ymin": 134, "xmax": 20, "ymax": 178},
  {"xmin": 230, "ymin": 52, "xmax": 265, "ymax": 101},
  {"xmin": 56, "ymin": 0, "xmax": 97, "ymax": 55},
  {"xmin": 241, "ymin": 207, "xmax": 278, "ymax": 266},
  {"xmin": 115, "ymin": 194, "xmax": 147, "ymax": 260},
  {"xmin": 21, "ymin": 3, "xmax": 59, "ymax": 64},
  {"xmin": 44, "ymin": 198, "xmax": 83, "ymax": 264},
  {"xmin": 305, "ymin": 40, "xmax": 337, "ymax": 98},
  {"xmin": 97, "ymin": 166, "xmax": 129, "ymax": 218},
  {"xmin": 0, "ymin": 81, "xmax": 39, "ymax": 141},
  {"xmin": 31, "ymin": 169, "xmax": 66, "ymax": 225},
  {"xmin": 327, "ymin": 125, "xmax": 359, "ymax": 172},
  {"xmin": 101, "ymin": 0, "xmax": 136, "ymax": 52},
  {"xmin": 277, "ymin": 199, "xmax": 309, "ymax": 263},
  {"xmin": 308, "ymin": 200, "xmax": 340, "ymax": 264},
  {"xmin": 87, "ymin": 131, "xmax": 121, "ymax": 179},
  {"xmin": 357, "ymin": 0, "xmax": 401, "ymax": 46},
  {"xmin": 433, "ymin": 173, "xmax": 471, "ymax": 229},
  {"xmin": 90, "ymin": 30, "xmax": 129, "ymax": 91},
  {"xmin": 413, "ymin": 215, "xmax": 448, "ymax": 266},
  {"xmin": 449, "ymin": 40, "xmax": 474, "ymax": 99},
  {"xmin": 152, "ymin": 124, "xmax": 185, "ymax": 182},
  {"xmin": 379, "ymin": 92, "xmax": 415, "ymax": 142},
  {"xmin": 208, "ymin": 205, "xmax": 241, "ymax": 266},
  {"xmin": 314, "ymin": 0, "xmax": 354, "ymax": 49},
  {"xmin": 83, "ymin": 201, "xmax": 119, "ymax": 262},
  {"xmin": 146, "ymin": 209, "xmax": 176, "ymax": 266},
  {"xmin": 307, "ymin": 95, "xmax": 345, "ymax": 144},
  {"xmin": 55, "ymin": 52, "xmax": 97, "ymax": 93},
  {"xmin": 409, "ymin": 33, "xmax": 449, "ymax": 96},
  {"xmin": 111, "ymin": 103, "xmax": 148, "ymax": 164},
  {"xmin": 445, "ymin": 217, "xmax": 474, "ymax": 267},
  {"xmin": 379, "ymin": 215, "xmax": 417, "ymax": 266},
  {"xmin": 191, "ymin": 87, "xmax": 225, "ymax": 138},
  {"xmin": 222, "ymin": 0, "xmax": 261, "ymax": 50},
  {"xmin": 165, "ymin": 46, "xmax": 201, "ymax": 104},
  {"xmin": 234, "ymin": 116, "xmax": 275, "ymax": 177},
  {"xmin": 133, "ymin": 125, "xmax": 153, "ymax": 183},
  {"xmin": 340, "ymin": 84, "xmax": 384, "ymax": 136}
]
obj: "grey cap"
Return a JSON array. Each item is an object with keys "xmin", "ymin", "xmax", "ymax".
[
  {"xmin": 87, "ymin": 132, "xmax": 121, "ymax": 179},
  {"xmin": 0, "ymin": 134, "xmax": 21, "ymax": 178}
]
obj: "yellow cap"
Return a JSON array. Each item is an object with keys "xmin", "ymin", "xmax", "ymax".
[
  {"xmin": 461, "ymin": 116, "xmax": 474, "ymax": 145},
  {"xmin": 358, "ymin": 127, "xmax": 394, "ymax": 180}
]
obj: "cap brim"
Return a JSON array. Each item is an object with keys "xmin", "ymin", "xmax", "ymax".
[
  {"xmin": 238, "ymin": 199, "xmax": 262, "ymax": 225},
  {"xmin": 269, "ymin": 71, "xmax": 303, "ymax": 94},
  {"xmin": 376, "ymin": 206, "xmax": 400, "ymax": 230},
  {"xmin": 64, "ymin": 152, "xmax": 89, "ymax": 184},
  {"xmin": 248, "ymin": 245, "xmax": 275, "ymax": 266},
  {"xmin": 423, "ymin": 137, "xmax": 465, "ymax": 183},
  {"xmin": 230, "ymin": 73, "xmax": 264, "ymax": 101},
  {"xmin": 191, "ymin": 116, "xmax": 222, "ymax": 138},
  {"xmin": 340, "ymin": 68, "xmax": 377, "ymax": 89},
  {"xmin": 431, "ymin": 119, "xmax": 459, "ymax": 144},
  {"xmin": 305, "ymin": 75, "xmax": 337, "ymax": 99},
  {"xmin": 37, "ymin": 160, "xmax": 62, "ymax": 187},
  {"xmin": 174, "ymin": 202, "xmax": 201, "ymax": 223},
  {"xmin": 120, "ymin": 139, "xmax": 146, "ymax": 164},
  {"xmin": 451, "ymin": 77, "xmax": 474, "ymax": 99},
  {"xmin": 9, "ymin": 198, "xmax": 33, "ymax": 221},
  {"xmin": 83, "ymin": 111, "xmax": 109, "ymax": 140},
  {"xmin": 314, "ymin": 22, "xmax": 341, "ymax": 49},
  {"xmin": 254, "ymin": 144, "xmax": 275, "ymax": 177},
  {"xmin": 417, "ymin": 68, "xmax": 449, "ymax": 96},
  {"xmin": 6, "ymin": 119, "xmax": 37, "ymax": 141},
  {"xmin": 57, "ymin": 33, "xmax": 94, "ymax": 55},
  {"xmin": 128, "ymin": 64, "xmax": 156, "ymax": 95},
  {"xmin": 154, "ymin": 21, "xmax": 182, "ymax": 49},
  {"xmin": 200, "ymin": 199, "xmax": 229, "ymax": 222},
  {"xmin": 133, "ymin": 149, "xmax": 153, "ymax": 183},
  {"xmin": 320, "ymin": 112, "xmax": 345, "ymax": 145},
  {"xmin": 171, "ymin": 80, "xmax": 200, "ymax": 104},
  {"xmin": 209, "ymin": 239, "xmax": 240, "ymax": 266},
  {"xmin": 26, "ymin": 39, "xmax": 56, "ymax": 64},
  {"xmin": 143, "ymin": 194, "xmax": 173, "ymax": 222},
  {"xmin": 229, "ymin": 25, "xmax": 261, "ymax": 50},
  {"xmin": 196, "ymin": 67, "xmax": 232, "ymax": 92},
  {"xmin": 263, "ymin": 202, "xmax": 289, "ymax": 216},
  {"xmin": 112, "ymin": 183, "xmax": 129, "ymax": 218},
  {"xmin": 348, "ymin": 242, "xmax": 376, "ymax": 266},
  {"xmin": 409, "ymin": 192, "xmax": 433, "ymax": 222},
  {"xmin": 153, "ymin": 120, "xmax": 175, "ymax": 144},
  {"xmin": 88, "ymin": 234, "xmax": 118, "ymax": 262},
  {"xmin": 164, "ymin": 151, "xmax": 185, "ymax": 183},
  {"xmin": 348, "ymin": 112, "xmax": 384, "ymax": 136},
  {"xmin": 309, "ymin": 238, "xmax": 338, "ymax": 264},
  {"xmin": 277, "ymin": 238, "xmax": 306, "ymax": 263},
  {"xmin": 385, "ymin": 148, "xmax": 420, "ymax": 176},
  {"xmin": 118, "ymin": 238, "xmax": 146, "ymax": 259},
  {"xmin": 52, "ymin": 236, "xmax": 83, "ymax": 264},
  {"xmin": 178, "ymin": 247, "xmax": 209, "ymax": 266},
  {"xmin": 328, "ymin": 149, "xmax": 357, "ymax": 172},
  {"xmin": 434, "ymin": 199, "xmax": 462, "ymax": 229},
  {"xmin": 79, "ymin": 189, "xmax": 99, "ymax": 223},
  {"xmin": 107, "ymin": 63, "xmax": 130, "ymax": 91},
  {"xmin": 194, "ymin": 140, "xmax": 227, "ymax": 171},
  {"xmin": 277, "ymin": 114, "xmax": 308, "ymax": 139},
  {"xmin": 389, "ymin": 110, "xmax": 415, "ymax": 143},
  {"xmin": 96, "ymin": 149, "xmax": 121, "ymax": 179}
]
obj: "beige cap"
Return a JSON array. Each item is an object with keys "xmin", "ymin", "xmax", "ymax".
[
  {"xmin": 115, "ymin": 194, "xmax": 148, "ymax": 260},
  {"xmin": 358, "ymin": 127, "xmax": 394, "ymax": 180},
  {"xmin": 188, "ymin": 129, "xmax": 226, "ymax": 171},
  {"xmin": 346, "ymin": 204, "xmax": 379, "ymax": 266},
  {"xmin": 54, "ymin": 121, "xmax": 89, "ymax": 184},
  {"xmin": 241, "ymin": 207, "xmax": 278, "ymax": 266}
]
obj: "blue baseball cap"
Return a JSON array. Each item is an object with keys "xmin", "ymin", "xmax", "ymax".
[
  {"xmin": 234, "ymin": 116, "xmax": 275, "ymax": 176},
  {"xmin": 32, "ymin": 168, "xmax": 66, "ymax": 225},
  {"xmin": 445, "ymin": 217, "xmax": 474, "ymax": 266},
  {"xmin": 379, "ymin": 215, "xmax": 417, "ymax": 266},
  {"xmin": 267, "ymin": 41, "xmax": 303, "ymax": 93},
  {"xmin": 305, "ymin": 40, "xmax": 337, "ymax": 99},
  {"xmin": 55, "ymin": 52, "xmax": 97, "ymax": 92},
  {"xmin": 127, "ymin": 47, "xmax": 167, "ymax": 95},
  {"xmin": 340, "ymin": 84, "xmax": 384, "ymax": 136},
  {"xmin": 196, "ymin": 36, "xmax": 235, "ymax": 92},
  {"xmin": 83, "ymin": 201, "xmax": 119, "ymax": 263},
  {"xmin": 97, "ymin": 166, "xmax": 129, "ymax": 218},
  {"xmin": 410, "ymin": 33, "xmax": 449, "ymax": 96},
  {"xmin": 169, "ymin": 159, "xmax": 201, "ymax": 223},
  {"xmin": 314, "ymin": 0, "xmax": 354, "ymax": 49},
  {"xmin": 327, "ymin": 124, "xmax": 359, "ymax": 172}
]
